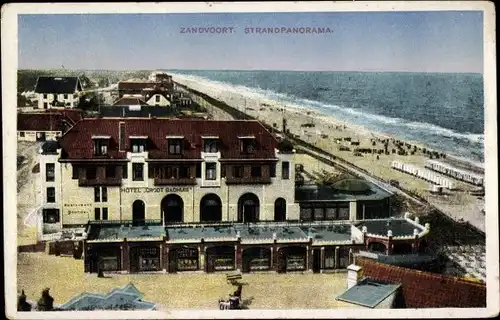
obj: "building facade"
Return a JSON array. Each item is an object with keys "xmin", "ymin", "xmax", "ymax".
[
  {"xmin": 39, "ymin": 118, "xmax": 298, "ymax": 232},
  {"xmin": 17, "ymin": 110, "xmax": 82, "ymax": 142},
  {"xmin": 34, "ymin": 77, "xmax": 83, "ymax": 109}
]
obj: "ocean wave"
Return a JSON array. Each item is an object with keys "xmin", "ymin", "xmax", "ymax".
[{"xmin": 171, "ymin": 72, "xmax": 484, "ymax": 159}]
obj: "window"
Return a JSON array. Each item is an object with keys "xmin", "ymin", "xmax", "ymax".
[
  {"xmin": 46, "ymin": 187, "xmax": 55, "ymax": 203},
  {"xmin": 270, "ymin": 164, "xmax": 276, "ymax": 177},
  {"xmin": 94, "ymin": 208, "xmax": 101, "ymax": 220},
  {"xmin": 20, "ymin": 132, "xmax": 25, "ymax": 138},
  {"xmin": 325, "ymin": 207, "xmax": 338, "ymax": 220},
  {"xmin": 205, "ymin": 163, "xmax": 217, "ymax": 180},
  {"xmin": 93, "ymin": 140, "xmax": 108, "ymax": 156},
  {"xmin": 45, "ymin": 163, "xmax": 55, "ymax": 182},
  {"xmin": 102, "ymin": 187, "xmax": 108, "ymax": 202},
  {"xmin": 195, "ymin": 163, "xmax": 201, "ymax": 178},
  {"xmin": 72, "ymin": 165, "xmax": 80, "ymax": 179},
  {"xmin": 282, "ymin": 161, "xmax": 290, "ymax": 179},
  {"xmin": 102, "ymin": 208, "xmax": 108, "ymax": 220},
  {"xmin": 43, "ymin": 102, "xmax": 48, "ymax": 109},
  {"xmin": 64, "ymin": 94, "xmax": 68, "ymax": 99},
  {"xmin": 43, "ymin": 94, "xmax": 48, "ymax": 99},
  {"xmin": 131, "ymin": 139, "xmax": 146, "ymax": 153},
  {"xmin": 42, "ymin": 209, "xmax": 60, "ymax": 223},
  {"xmin": 324, "ymin": 249, "xmax": 335, "ymax": 269},
  {"xmin": 94, "ymin": 187, "xmax": 100, "ymax": 202},
  {"xmin": 168, "ymin": 139, "xmax": 182, "ymax": 155},
  {"xmin": 240, "ymin": 139, "xmax": 256, "ymax": 153},
  {"xmin": 203, "ymin": 139, "xmax": 218, "ymax": 153},
  {"xmin": 155, "ymin": 95, "xmax": 160, "ymax": 103},
  {"xmin": 233, "ymin": 166, "xmax": 244, "ymax": 179},
  {"xmin": 313, "ymin": 208, "xmax": 324, "ymax": 220},
  {"xmin": 121, "ymin": 165, "xmax": 128, "ymax": 179},
  {"xmin": 251, "ymin": 166, "xmax": 262, "ymax": 178},
  {"xmin": 132, "ymin": 163, "xmax": 144, "ymax": 181},
  {"xmin": 300, "ymin": 206, "xmax": 313, "ymax": 221},
  {"xmin": 104, "ymin": 166, "xmax": 115, "ymax": 178},
  {"xmin": 86, "ymin": 167, "xmax": 97, "ymax": 179},
  {"xmin": 180, "ymin": 166, "xmax": 190, "ymax": 179}
]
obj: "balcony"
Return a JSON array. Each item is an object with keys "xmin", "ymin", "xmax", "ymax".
[
  {"xmin": 154, "ymin": 177, "xmax": 197, "ymax": 186},
  {"xmin": 225, "ymin": 176, "xmax": 272, "ymax": 185},
  {"xmin": 78, "ymin": 177, "xmax": 122, "ymax": 187}
]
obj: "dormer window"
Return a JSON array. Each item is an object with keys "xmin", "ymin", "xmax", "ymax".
[
  {"xmin": 238, "ymin": 136, "xmax": 256, "ymax": 154},
  {"xmin": 130, "ymin": 135, "xmax": 148, "ymax": 153},
  {"xmin": 92, "ymin": 135, "xmax": 111, "ymax": 156},
  {"xmin": 167, "ymin": 136, "xmax": 184, "ymax": 155},
  {"xmin": 202, "ymin": 136, "xmax": 219, "ymax": 153}
]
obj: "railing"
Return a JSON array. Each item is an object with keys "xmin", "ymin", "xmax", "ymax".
[
  {"xmin": 88, "ymin": 219, "xmax": 163, "ymax": 226},
  {"xmin": 225, "ymin": 176, "xmax": 272, "ymax": 184},
  {"xmin": 78, "ymin": 177, "xmax": 122, "ymax": 187},
  {"xmin": 154, "ymin": 177, "xmax": 197, "ymax": 186}
]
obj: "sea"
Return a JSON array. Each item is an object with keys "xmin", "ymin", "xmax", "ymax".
[{"xmin": 166, "ymin": 70, "xmax": 485, "ymax": 164}]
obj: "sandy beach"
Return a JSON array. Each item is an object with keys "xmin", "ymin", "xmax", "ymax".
[{"xmin": 173, "ymin": 75, "xmax": 485, "ymax": 233}]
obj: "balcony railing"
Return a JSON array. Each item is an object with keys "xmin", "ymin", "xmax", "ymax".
[
  {"xmin": 154, "ymin": 177, "xmax": 197, "ymax": 186},
  {"xmin": 225, "ymin": 176, "xmax": 272, "ymax": 185},
  {"xmin": 78, "ymin": 177, "xmax": 122, "ymax": 187}
]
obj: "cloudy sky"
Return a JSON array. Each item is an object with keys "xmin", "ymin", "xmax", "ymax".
[{"xmin": 18, "ymin": 11, "xmax": 483, "ymax": 73}]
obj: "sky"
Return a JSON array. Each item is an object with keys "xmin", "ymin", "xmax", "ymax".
[{"xmin": 18, "ymin": 11, "xmax": 484, "ymax": 73}]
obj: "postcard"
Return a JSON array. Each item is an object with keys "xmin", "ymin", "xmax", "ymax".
[{"xmin": 2, "ymin": 1, "xmax": 498, "ymax": 319}]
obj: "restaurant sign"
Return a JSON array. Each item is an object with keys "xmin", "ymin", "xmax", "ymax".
[
  {"xmin": 121, "ymin": 187, "xmax": 191, "ymax": 193},
  {"xmin": 64, "ymin": 203, "xmax": 92, "ymax": 215}
]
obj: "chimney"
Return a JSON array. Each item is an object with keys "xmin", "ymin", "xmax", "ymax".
[{"xmin": 347, "ymin": 264, "xmax": 364, "ymax": 289}]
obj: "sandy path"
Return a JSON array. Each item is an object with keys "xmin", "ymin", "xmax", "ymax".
[{"xmin": 17, "ymin": 253, "xmax": 355, "ymax": 310}]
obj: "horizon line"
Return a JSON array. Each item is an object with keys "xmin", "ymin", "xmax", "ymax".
[{"xmin": 17, "ymin": 68, "xmax": 483, "ymax": 75}]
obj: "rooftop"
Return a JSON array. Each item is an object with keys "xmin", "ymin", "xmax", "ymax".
[
  {"xmin": 87, "ymin": 221, "xmax": 357, "ymax": 243},
  {"xmin": 34, "ymin": 76, "xmax": 83, "ymax": 94},
  {"xmin": 58, "ymin": 118, "xmax": 278, "ymax": 160},
  {"xmin": 301, "ymin": 225, "xmax": 352, "ymax": 243},
  {"xmin": 99, "ymin": 105, "xmax": 180, "ymax": 118},
  {"xmin": 354, "ymin": 218, "xmax": 425, "ymax": 238},
  {"xmin": 17, "ymin": 112, "xmax": 73, "ymax": 132},
  {"xmin": 59, "ymin": 283, "xmax": 156, "ymax": 311},
  {"xmin": 112, "ymin": 96, "xmax": 148, "ymax": 106},
  {"xmin": 336, "ymin": 278, "xmax": 401, "ymax": 308},
  {"xmin": 90, "ymin": 224, "xmax": 166, "ymax": 241},
  {"xmin": 356, "ymin": 257, "xmax": 487, "ymax": 308},
  {"xmin": 295, "ymin": 179, "xmax": 392, "ymax": 202}
]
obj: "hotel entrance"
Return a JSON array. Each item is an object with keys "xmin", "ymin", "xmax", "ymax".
[
  {"xmin": 161, "ymin": 194, "xmax": 184, "ymax": 224},
  {"xmin": 238, "ymin": 193, "xmax": 260, "ymax": 223},
  {"xmin": 206, "ymin": 246, "xmax": 235, "ymax": 272},
  {"xmin": 200, "ymin": 194, "xmax": 222, "ymax": 222},
  {"xmin": 132, "ymin": 200, "xmax": 145, "ymax": 226}
]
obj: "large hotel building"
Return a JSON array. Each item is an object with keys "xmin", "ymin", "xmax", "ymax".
[{"xmin": 38, "ymin": 117, "xmax": 431, "ymax": 274}]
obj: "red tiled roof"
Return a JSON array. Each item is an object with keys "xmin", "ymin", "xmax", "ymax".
[
  {"xmin": 58, "ymin": 118, "xmax": 278, "ymax": 160},
  {"xmin": 356, "ymin": 257, "xmax": 486, "ymax": 308},
  {"xmin": 17, "ymin": 112, "xmax": 79, "ymax": 132}
]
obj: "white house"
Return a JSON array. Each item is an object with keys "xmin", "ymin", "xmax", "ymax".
[{"xmin": 35, "ymin": 76, "xmax": 84, "ymax": 109}]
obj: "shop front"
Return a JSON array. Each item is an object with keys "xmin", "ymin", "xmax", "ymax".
[
  {"xmin": 242, "ymin": 247, "xmax": 272, "ymax": 272},
  {"xmin": 205, "ymin": 245, "xmax": 236, "ymax": 272},
  {"xmin": 277, "ymin": 246, "xmax": 307, "ymax": 273},
  {"xmin": 168, "ymin": 247, "xmax": 199, "ymax": 272},
  {"xmin": 88, "ymin": 245, "xmax": 121, "ymax": 273},
  {"xmin": 130, "ymin": 245, "xmax": 161, "ymax": 273}
]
